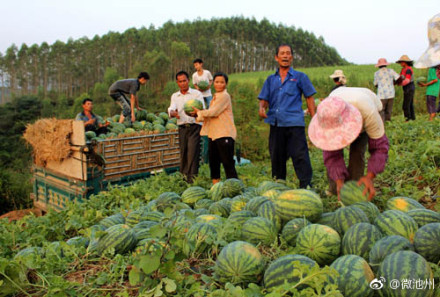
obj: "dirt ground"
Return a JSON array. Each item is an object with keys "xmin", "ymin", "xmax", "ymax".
[{"xmin": 0, "ymin": 208, "xmax": 43, "ymax": 222}]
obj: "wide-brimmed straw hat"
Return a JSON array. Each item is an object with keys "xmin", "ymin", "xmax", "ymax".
[
  {"xmin": 329, "ymin": 69, "xmax": 345, "ymax": 79},
  {"xmin": 415, "ymin": 13, "xmax": 440, "ymax": 68},
  {"xmin": 396, "ymin": 55, "xmax": 413, "ymax": 63},
  {"xmin": 375, "ymin": 58, "xmax": 390, "ymax": 67},
  {"xmin": 308, "ymin": 96, "xmax": 363, "ymax": 151}
]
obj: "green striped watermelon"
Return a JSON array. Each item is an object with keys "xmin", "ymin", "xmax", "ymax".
[
  {"xmin": 224, "ymin": 211, "xmax": 255, "ymax": 242},
  {"xmin": 125, "ymin": 210, "xmax": 143, "ymax": 227},
  {"xmin": 96, "ymin": 224, "xmax": 137, "ymax": 256},
  {"xmin": 155, "ymin": 192, "xmax": 181, "ymax": 211},
  {"xmin": 273, "ymin": 189, "xmax": 323, "ymax": 222},
  {"xmin": 334, "ymin": 206, "xmax": 369, "ymax": 235},
  {"xmin": 66, "ymin": 236, "xmax": 89, "ymax": 249},
  {"xmin": 281, "ymin": 218, "xmax": 311, "ymax": 246},
  {"xmin": 230, "ymin": 196, "xmax": 248, "ymax": 213},
  {"xmin": 330, "ymin": 255, "xmax": 375, "ymax": 297},
  {"xmin": 140, "ymin": 211, "xmax": 165, "ymax": 223},
  {"xmin": 195, "ymin": 214, "xmax": 224, "ymax": 229},
  {"xmin": 13, "ymin": 247, "xmax": 44, "ymax": 269},
  {"xmin": 244, "ymin": 196, "xmax": 269, "ymax": 214},
  {"xmin": 222, "ymin": 178, "xmax": 245, "ymax": 197},
  {"xmin": 264, "ymin": 254, "xmax": 318, "ymax": 291},
  {"xmin": 374, "ymin": 210, "xmax": 418, "ymax": 242},
  {"xmin": 215, "ymin": 241, "xmax": 264, "ymax": 284},
  {"xmin": 208, "ymin": 201, "xmax": 230, "ymax": 217},
  {"xmin": 193, "ymin": 208, "xmax": 209, "ymax": 216},
  {"xmin": 241, "ymin": 217, "xmax": 278, "ymax": 245},
  {"xmin": 257, "ymin": 201, "xmax": 282, "ymax": 230},
  {"xmin": 132, "ymin": 221, "xmax": 159, "ymax": 241},
  {"xmin": 377, "ymin": 251, "xmax": 434, "ymax": 297},
  {"xmin": 99, "ymin": 213, "xmax": 125, "ymax": 228},
  {"xmin": 386, "ymin": 197, "xmax": 424, "ymax": 212},
  {"xmin": 413, "ymin": 223, "xmax": 440, "ymax": 263},
  {"xmin": 227, "ymin": 210, "xmax": 255, "ymax": 224},
  {"xmin": 342, "ymin": 222, "xmax": 383, "ymax": 260},
  {"xmin": 407, "ymin": 208, "xmax": 440, "ymax": 227},
  {"xmin": 209, "ymin": 182, "xmax": 224, "ymax": 201},
  {"xmin": 340, "ymin": 181, "xmax": 368, "ymax": 206},
  {"xmin": 185, "ymin": 222, "xmax": 218, "ymax": 254},
  {"xmin": 260, "ymin": 189, "xmax": 281, "ymax": 201},
  {"xmin": 257, "ymin": 181, "xmax": 290, "ymax": 194},
  {"xmin": 295, "ymin": 224, "xmax": 341, "ymax": 265},
  {"xmin": 351, "ymin": 201, "xmax": 380, "ymax": 224},
  {"xmin": 368, "ymin": 235, "xmax": 414, "ymax": 272},
  {"xmin": 194, "ymin": 199, "xmax": 214, "ymax": 210},
  {"xmin": 183, "ymin": 99, "xmax": 203, "ymax": 115},
  {"xmin": 316, "ymin": 212, "xmax": 336, "ymax": 229},
  {"xmin": 181, "ymin": 186, "xmax": 207, "ymax": 205}
]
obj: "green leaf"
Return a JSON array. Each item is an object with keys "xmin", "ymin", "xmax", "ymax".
[
  {"xmin": 149, "ymin": 225, "xmax": 167, "ymax": 239},
  {"xmin": 139, "ymin": 254, "xmax": 161, "ymax": 275},
  {"xmin": 163, "ymin": 278, "xmax": 177, "ymax": 293},
  {"xmin": 128, "ymin": 266, "xmax": 143, "ymax": 286}
]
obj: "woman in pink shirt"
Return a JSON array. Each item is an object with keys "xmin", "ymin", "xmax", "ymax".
[{"xmin": 194, "ymin": 72, "xmax": 238, "ymax": 184}]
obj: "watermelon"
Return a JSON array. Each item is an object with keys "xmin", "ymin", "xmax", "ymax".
[
  {"xmin": 214, "ymin": 241, "xmax": 264, "ymax": 284},
  {"xmin": 416, "ymin": 76, "xmax": 427, "ymax": 84},
  {"xmin": 257, "ymin": 181, "xmax": 290, "ymax": 194},
  {"xmin": 85, "ymin": 131, "xmax": 96, "ymax": 140},
  {"xmin": 257, "ymin": 201, "xmax": 282, "ymax": 230},
  {"xmin": 386, "ymin": 196, "xmax": 424, "ymax": 212},
  {"xmin": 241, "ymin": 217, "xmax": 278, "ymax": 245},
  {"xmin": 342, "ymin": 222, "xmax": 383, "ymax": 260},
  {"xmin": 140, "ymin": 211, "xmax": 165, "ymax": 223},
  {"xmin": 330, "ymin": 255, "xmax": 375, "ymax": 297},
  {"xmin": 334, "ymin": 205, "xmax": 369, "ymax": 235},
  {"xmin": 340, "ymin": 181, "xmax": 368, "ymax": 206},
  {"xmin": 273, "ymin": 189, "xmax": 323, "ymax": 222},
  {"xmin": 209, "ymin": 182, "xmax": 224, "ymax": 201},
  {"xmin": 261, "ymin": 189, "xmax": 281, "ymax": 200},
  {"xmin": 368, "ymin": 235, "xmax": 414, "ymax": 272},
  {"xmin": 227, "ymin": 210, "xmax": 255, "ymax": 225},
  {"xmin": 316, "ymin": 212, "xmax": 336, "ymax": 229},
  {"xmin": 112, "ymin": 114, "xmax": 121, "ymax": 122},
  {"xmin": 295, "ymin": 224, "xmax": 341, "ymax": 265},
  {"xmin": 374, "ymin": 210, "xmax": 418, "ymax": 242},
  {"xmin": 134, "ymin": 238, "xmax": 166, "ymax": 256},
  {"xmin": 165, "ymin": 123, "xmax": 178, "ymax": 131},
  {"xmin": 185, "ymin": 222, "xmax": 218, "ymax": 254},
  {"xmin": 193, "ymin": 208, "xmax": 209, "ymax": 216},
  {"xmin": 377, "ymin": 251, "xmax": 434, "ymax": 297},
  {"xmin": 224, "ymin": 211, "xmax": 255, "ymax": 242},
  {"xmin": 96, "ymin": 224, "xmax": 137, "ymax": 256},
  {"xmin": 158, "ymin": 112, "xmax": 169, "ymax": 121},
  {"xmin": 181, "ymin": 186, "xmax": 207, "ymax": 205},
  {"xmin": 351, "ymin": 201, "xmax": 380, "ymax": 223},
  {"xmin": 194, "ymin": 198, "xmax": 214, "ymax": 210},
  {"xmin": 264, "ymin": 254, "xmax": 318, "ymax": 291},
  {"xmin": 153, "ymin": 124, "xmax": 165, "ymax": 133},
  {"xmin": 230, "ymin": 196, "xmax": 248, "ymax": 213},
  {"xmin": 66, "ymin": 236, "xmax": 89, "ymax": 249},
  {"xmin": 125, "ymin": 210, "xmax": 143, "ymax": 227},
  {"xmin": 132, "ymin": 121, "xmax": 144, "ymax": 131},
  {"xmin": 413, "ymin": 223, "xmax": 440, "ymax": 263},
  {"xmin": 155, "ymin": 192, "xmax": 181, "ymax": 211},
  {"xmin": 208, "ymin": 201, "xmax": 230, "ymax": 217},
  {"xmin": 183, "ymin": 99, "xmax": 204, "ymax": 116},
  {"xmin": 281, "ymin": 218, "xmax": 311, "ymax": 246},
  {"xmin": 124, "ymin": 127, "xmax": 135, "ymax": 134},
  {"xmin": 99, "ymin": 213, "xmax": 125, "ymax": 229},
  {"xmin": 195, "ymin": 214, "xmax": 223, "ymax": 228},
  {"xmin": 407, "ymin": 208, "xmax": 440, "ymax": 227},
  {"xmin": 197, "ymin": 80, "xmax": 210, "ymax": 91},
  {"xmin": 244, "ymin": 196, "xmax": 270, "ymax": 214},
  {"xmin": 132, "ymin": 221, "xmax": 159, "ymax": 241},
  {"xmin": 222, "ymin": 178, "xmax": 245, "ymax": 197},
  {"xmin": 13, "ymin": 247, "xmax": 44, "ymax": 269}
]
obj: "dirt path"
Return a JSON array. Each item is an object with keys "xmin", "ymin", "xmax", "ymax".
[{"xmin": 0, "ymin": 208, "xmax": 43, "ymax": 222}]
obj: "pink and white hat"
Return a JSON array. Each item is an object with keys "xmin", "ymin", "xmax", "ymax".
[
  {"xmin": 308, "ymin": 96, "xmax": 363, "ymax": 151},
  {"xmin": 375, "ymin": 58, "xmax": 390, "ymax": 67}
]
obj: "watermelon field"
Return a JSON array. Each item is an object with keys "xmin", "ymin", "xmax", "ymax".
[{"xmin": 1, "ymin": 65, "xmax": 440, "ymax": 296}]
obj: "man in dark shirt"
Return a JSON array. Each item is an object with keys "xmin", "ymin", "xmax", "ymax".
[
  {"xmin": 108, "ymin": 72, "xmax": 150, "ymax": 123},
  {"xmin": 75, "ymin": 98, "xmax": 109, "ymax": 135},
  {"xmin": 258, "ymin": 44, "xmax": 316, "ymax": 188}
]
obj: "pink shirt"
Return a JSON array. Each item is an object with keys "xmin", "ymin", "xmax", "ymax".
[{"xmin": 196, "ymin": 90, "xmax": 236, "ymax": 140}]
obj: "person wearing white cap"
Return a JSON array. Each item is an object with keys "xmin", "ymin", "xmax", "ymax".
[
  {"xmin": 308, "ymin": 88, "xmax": 389, "ymax": 199},
  {"xmin": 329, "ymin": 69, "xmax": 347, "ymax": 91},
  {"xmin": 373, "ymin": 58, "xmax": 400, "ymax": 122},
  {"xmin": 415, "ymin": 13, "xmax": 440, "ymax": 119},
  {"xmin": 396, "ymin": 55, "xmax": 416, "ymax": 121}
]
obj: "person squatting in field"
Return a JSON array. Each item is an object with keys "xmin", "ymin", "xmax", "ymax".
[
  {"xmin": 415, "ymin": 13, "xmax": 440, "ymax": 120},
  {"xmin": 373, "ymin": 58, "xmax": 400, "ymax": 123},
  {"xmin": 168, "ymin": 71, "xmax": 205, "ymax": 183},
  {"xmin": 108, "ymin": 72, "xmax": 149, "ymax": 124},
  {"xmin": 193, "ymin": 72, "xmax": 238, "ymax": 185},
  {"xmin": 75, "ymin": 98, "xmax": 110, "ymax": 136},
  {"xmin": 308, "ymin": 87, "xmax": 389, "ymax": 200},
  {"xmin": 258, "ymin": 44, "xmax": 316, "ymax": 188}
]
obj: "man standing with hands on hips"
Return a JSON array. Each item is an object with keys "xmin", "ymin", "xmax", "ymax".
[
  {"xmin": 168, "ymin": 71, "xmax": 205, "ymax": 183},
  {"xmin": 258, "ymin": 44, "xmax": 316, "ymax": 188}
]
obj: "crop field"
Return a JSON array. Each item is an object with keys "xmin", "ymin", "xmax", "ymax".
[{"xmin": 0, "ymin": 65, "xmax": 439, "ymax": 296}]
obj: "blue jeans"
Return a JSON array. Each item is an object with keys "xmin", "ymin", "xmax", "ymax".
[
  {"xmin": 110, "ymin": 92, "xmax": 132, "ymax": 122},
  {"xmin": 204, "ymin": 96, "xmax": 212, "ymax": 108}
]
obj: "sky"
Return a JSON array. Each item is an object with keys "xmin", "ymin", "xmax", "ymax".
[{"xmin": 0, "ymin": 0, "xmax": 438, "ymax": 65}]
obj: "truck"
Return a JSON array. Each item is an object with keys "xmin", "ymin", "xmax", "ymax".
[{"xmin": 30, "ymin": 120, "xmax": 180, "ymax": 211}]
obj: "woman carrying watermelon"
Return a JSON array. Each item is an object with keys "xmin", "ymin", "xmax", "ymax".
[
  {"xmin": 193, "ymin": 72, "xmax": 238, "ymax": 184},
  {"xmin": 308, "ymin": 88, "xmax": 389, "ymax": 200}
]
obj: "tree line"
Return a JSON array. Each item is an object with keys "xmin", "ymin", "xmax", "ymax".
[{"xmin": 0, "ymin": 16, "xmax": 348, "ymax": 104}]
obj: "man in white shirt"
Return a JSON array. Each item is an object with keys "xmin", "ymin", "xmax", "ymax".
[{"xmin": 168, "ymin": 71, "xmax": 205, "ymax": 183}]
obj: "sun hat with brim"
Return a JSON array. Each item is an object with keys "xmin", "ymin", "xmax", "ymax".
[
  {"xmin": 415, "ymin": 13, "xmax": 440, "ymax": 69},
  {"xmin": 396, "ymin": 55, "xmax": 413, "ymax": 63},
  {"xmin": 308, "ymin": 96, "xmax": 363, "ymax": 151},
  {"xmin": 329, "ymin": 69, "xmax": 345, "ymax": 78},
  {"xmin": 375, "ymin": 58, "xmax": 390, "ymax": 67}
]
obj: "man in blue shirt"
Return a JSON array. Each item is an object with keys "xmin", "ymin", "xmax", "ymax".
[{"xmin": 258, "ymin": 44, "xmax": 316, "ymax": 188}]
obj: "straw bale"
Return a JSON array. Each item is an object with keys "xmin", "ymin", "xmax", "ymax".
[{"xmin": 23, "ymin": 118, "xmax": 73, "ymax": 166}]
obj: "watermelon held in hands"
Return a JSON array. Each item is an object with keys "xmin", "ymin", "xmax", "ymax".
[
  {"xmin": 197, "ymin": 80, "xmax": 210, "ymax": 91},
  {"xmin": 183, "ymin": 99, "xmax": 203, "ymax": 116}
]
